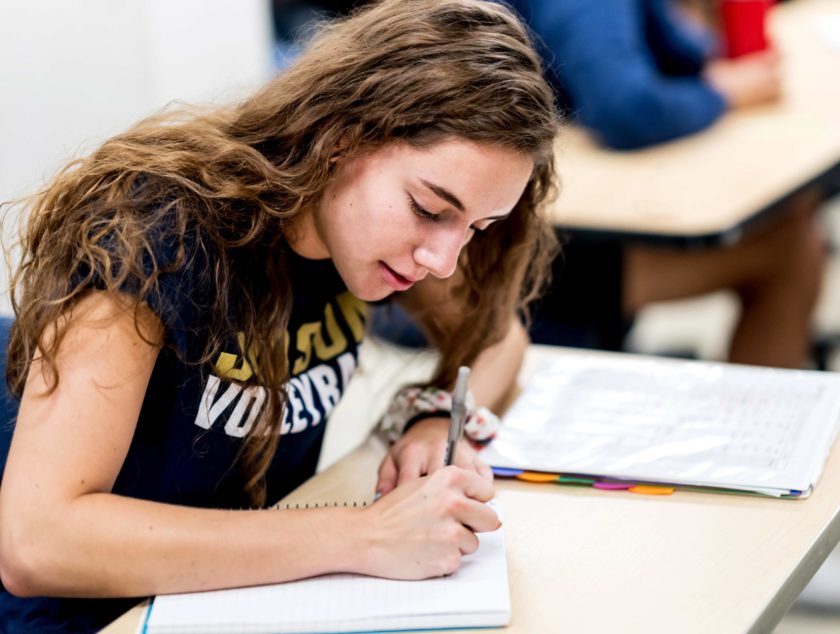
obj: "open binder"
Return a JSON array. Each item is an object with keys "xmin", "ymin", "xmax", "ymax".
[{"xmin": 482, "ymin": 353, "xmax": 840, "ymax": 498}]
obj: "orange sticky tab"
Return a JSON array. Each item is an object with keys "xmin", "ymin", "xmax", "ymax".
[
  {"xmin": 629, "ymin": 485, "xmax": 674, "ymax": 496},
  {"xmin": 517, "ymin": 472, "xmax": 560, "ymax": 483}
]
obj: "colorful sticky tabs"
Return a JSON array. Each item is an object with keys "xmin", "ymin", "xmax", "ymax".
[
  {"xmin": 491, "ymin": 468, "xmax": 679, "ymax": 496},
  {"xmin": 629, "ymin": 485, "xmax": 674, "ymax": 496}
]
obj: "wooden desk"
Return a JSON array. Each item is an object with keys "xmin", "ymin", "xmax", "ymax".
[
  {"xmin": 549, "ymin": 0, "xmax": 840, "ymax": 245},
  {"xmin": 104, "ymin": 345, "xmax": 840, "ymax": 634}
]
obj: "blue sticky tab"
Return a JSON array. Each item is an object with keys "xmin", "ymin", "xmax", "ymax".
[{"xmin": 492, "ymin": 467, "xmax": 524, "ymax": 477}]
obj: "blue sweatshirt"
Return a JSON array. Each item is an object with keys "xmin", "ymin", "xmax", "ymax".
[{"xmin": 509, "ymin": 0, "xmax": 727, "ymax": 149}]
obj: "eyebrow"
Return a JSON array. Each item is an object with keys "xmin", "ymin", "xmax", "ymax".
[
  {"xmin": 421, "ymin": 179, "xmax": 465, "ymax": 212},
  {"xmin": 420, "ymin": 178, "xmax": 512, "ymax": 222}
]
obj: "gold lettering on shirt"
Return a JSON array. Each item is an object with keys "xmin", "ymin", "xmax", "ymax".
[
  {"xmin": 336, "ymin": 292, "xmax": 368, "ymax": 343},
  {"xmin": 213, "ymin": 333, "xmax": 254, "ymax": 381},
  {"xmin": 293, "ymin": 304, "xmax": 347, "ymax": 374},
  {"xmin": 211, "ymin": 293, "xmax": 367, "ymax": 380}
]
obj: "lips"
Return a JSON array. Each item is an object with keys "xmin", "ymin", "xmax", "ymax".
[{"xmin": 379, "ymin": 262, "xmax": 415, "ymax": 291}]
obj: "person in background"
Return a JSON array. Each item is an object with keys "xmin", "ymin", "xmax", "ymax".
[
  {"xmin": 511, "ymin": 0, "xmax": 782, "ymax": 149},
  {"xmin": 0, "ymin": 1, "xmax": 559, "ymax": 631},
  {"xmin": 272, "ymin": 0, "xmax": 366, "ymax": 66},
  {"xmin": 511, "ymin": 0, "xmax": 827, "ymax": 368}
]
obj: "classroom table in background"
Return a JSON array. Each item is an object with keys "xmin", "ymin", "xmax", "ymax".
[
  {"xmin": 104, "ymin": 343, "xmax": 840, "ymax": 634},
  {"xmin": 548, "ymin": 0, "xmax": 840, "ymax": 246}
]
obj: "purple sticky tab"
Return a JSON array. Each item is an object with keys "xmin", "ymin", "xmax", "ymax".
[
  {"xmin": 492, "ymin": 467, "xmax": 525, "ymax": 477},
  {"xmin": 593, "ymin": 481, "xmax": 633, "ymax": 490}
]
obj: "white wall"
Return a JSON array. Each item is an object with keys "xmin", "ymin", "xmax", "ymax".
[{"xmin": 0, "ymin": 0, "xmax": 274, "ymax": 313}]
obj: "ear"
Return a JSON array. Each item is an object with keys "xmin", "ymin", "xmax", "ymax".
[{"xmin": 328, "ymin": 135, "xmax": 352, "ymax": 164}]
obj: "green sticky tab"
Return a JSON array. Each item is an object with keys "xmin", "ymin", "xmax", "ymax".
[{"xmin": 557, "ymin": 476, "xmax": 596, "ymax": 485}]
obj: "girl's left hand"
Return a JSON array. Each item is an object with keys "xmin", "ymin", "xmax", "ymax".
[{"xmin": 375, "ymin": 417, "xmax": 494, "ymax": 497}]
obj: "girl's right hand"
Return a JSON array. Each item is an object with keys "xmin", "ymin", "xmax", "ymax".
[{"xmin": 353, "ymin": 466, "xmax": 500, "ymax": 580}]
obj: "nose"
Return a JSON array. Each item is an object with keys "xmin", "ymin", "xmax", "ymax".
[{"xmin": 413, "ymin": 227, "xmax": 467, "ymax": 279}]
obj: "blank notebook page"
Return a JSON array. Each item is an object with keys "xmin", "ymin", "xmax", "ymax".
[{"xmin": 144, "ymin": 508, "xmax": 509, "ymax": 634}]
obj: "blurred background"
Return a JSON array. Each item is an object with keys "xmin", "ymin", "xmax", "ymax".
[
  {"xmin": 1, "ymin": 1, "xmax": 839, "ymax": 631},
  {"xmin": 0, "ymin": 0, "xmax": 274, "ymax": 312}
]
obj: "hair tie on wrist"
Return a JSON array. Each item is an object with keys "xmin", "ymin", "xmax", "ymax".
[{"xmin": 379, "ymin": 385, "xmax": 500, "ymax": 448}]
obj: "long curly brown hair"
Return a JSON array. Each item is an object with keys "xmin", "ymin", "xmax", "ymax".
[{"xmin": 5, "ymin": 0, "xmax": 560, "ymax": 506}]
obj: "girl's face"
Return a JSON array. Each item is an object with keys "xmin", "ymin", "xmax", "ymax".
[{"xmin": 291, "ymin": 138, "xmax": 534, "ymax": 301}]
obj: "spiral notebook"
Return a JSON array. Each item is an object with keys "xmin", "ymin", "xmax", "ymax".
[
  {"xmin": 482, "ymin": 353, "xmax": 840, "ymax": 498},
  {"xmin": 143, "ymin": 505, "xmax": 509, "ymax": 634}
]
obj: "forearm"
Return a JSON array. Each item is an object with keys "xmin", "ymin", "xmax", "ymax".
[
  {"xmin": 3, "ymin": 492, "xmax": 363, "ymax": 598},
  {"xmin": 468, "ymin": 318, "xmax": 527, "ymax": 412}
]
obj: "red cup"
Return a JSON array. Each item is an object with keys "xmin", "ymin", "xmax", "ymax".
[{"xmin": 720, "ymin": 0, "xmax": 774, "ymax": 59}]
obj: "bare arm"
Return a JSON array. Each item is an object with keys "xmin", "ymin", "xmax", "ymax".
[
  {"xmin": 468, "ymin": 316, "xmax": 528, "ymax": 411},
  {"xmin": 0, "ymin": 293, "xmax": 498, "ymax": 598}
]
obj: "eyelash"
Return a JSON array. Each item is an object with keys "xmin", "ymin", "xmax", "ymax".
[
  {"xmin": 408, "ymin": 195, "xmax": 441, "ymax": 223},
  {"xmin": 408, "ymin": 195, "xmax": 486, "ymax": 233}
]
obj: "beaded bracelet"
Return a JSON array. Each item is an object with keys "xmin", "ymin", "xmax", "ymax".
[{"xmin": 379, "ymin": 385, "xmax": 500, "ymax": 449}]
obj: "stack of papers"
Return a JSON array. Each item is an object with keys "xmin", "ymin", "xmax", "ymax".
[{"xmin": 483, "ymin": 354, "xmax": 840, "ymax": 498}]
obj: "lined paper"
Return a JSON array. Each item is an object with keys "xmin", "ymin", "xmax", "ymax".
[{"xmin": 483, "ymin": 355, "xmax": 840, "ymax": 496}]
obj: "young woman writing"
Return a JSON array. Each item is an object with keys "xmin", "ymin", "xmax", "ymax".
[{"xmin": 0, "ymin": 0, "xmax": 559, "ymax": 631}]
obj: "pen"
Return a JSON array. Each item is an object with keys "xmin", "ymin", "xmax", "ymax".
[{"xmin": 444, "ymin": 366, "xmax": 471, "ymax": 466}]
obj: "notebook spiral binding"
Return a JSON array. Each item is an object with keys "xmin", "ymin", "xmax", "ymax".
[{"xmin": 276, "ymin": 501, "xmax": 369, "ymax": 510}]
